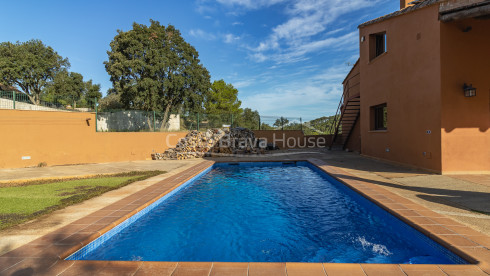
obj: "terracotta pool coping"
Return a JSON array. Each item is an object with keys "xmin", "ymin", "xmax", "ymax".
[{"xmin": 0, "ymin": 159, "xmax": 489, "ymax": 275}]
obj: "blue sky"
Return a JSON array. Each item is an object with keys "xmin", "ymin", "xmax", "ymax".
[{"xmin": 0, "ymin": 0, "xmax": 398, "ymax": 120}]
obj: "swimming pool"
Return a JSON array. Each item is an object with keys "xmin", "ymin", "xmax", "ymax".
[{"xmin": 67, "ymin": 161, "xmax": 466, "ymax": 264}]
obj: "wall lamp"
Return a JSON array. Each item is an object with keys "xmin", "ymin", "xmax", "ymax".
[{"xmin": 463, "ymin": 83, "xmax": 476, "ymax": 97}]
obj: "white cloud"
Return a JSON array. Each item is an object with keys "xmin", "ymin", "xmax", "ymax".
[
  {"xmin": 245, "ymin": 0, "xmax": 378, "ymax": 63},
  {"xmin": 223, "ymin": 33, "xmax": 241, "ymax": 44},
  {"xmin": 189, "ymin": 29, "xmax": 217, "ymax": 40},
  {"xmin": 215, "ymin": 0, "xmax": 286, "ymax": 9},
  {"xmin": 248, "ymin": 31, "xmax": 358, "ymax": 63},
  {"xmin": 233, "ymin": 79, "xmax": 255, "ymax": 88},
  {"xmin": 240, "ymin": 63, "xmax": 352, "ymax": 118},
  {"xmin": 196, "ymin": 0, "xmax": 384, "ymax": 118}
]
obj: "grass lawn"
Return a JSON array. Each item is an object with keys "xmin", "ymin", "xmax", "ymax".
[{"xmin": 0, "ymin": 171, "xmax": 164, "ymax": 230}]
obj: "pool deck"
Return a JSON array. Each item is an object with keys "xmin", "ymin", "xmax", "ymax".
[{"xmin": 0, "ymin": 150, "xmax": 489, "ymax": 275}]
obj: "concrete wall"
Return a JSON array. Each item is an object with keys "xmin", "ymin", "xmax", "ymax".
[
  {"xmin": 344, "ymin": 118, "xmax": 361, "ymax": 153},
  {"xmin": 253, "ymin": 130, "xmax": 332, "ymax": 149},
  {"xmin": 0, "ymin": 110, "xmax": 187, "ymax": 169},
  {"xmin": 359, "ymin": 5, "xmax": 443, "ymax": 172},
  {"xmin": 440, "ymin": 18, "xmax": 490, "ymax": 173}
]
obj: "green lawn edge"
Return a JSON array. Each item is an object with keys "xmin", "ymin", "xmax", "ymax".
[{"xmin": 0, "ymin": 170, "xmax": 165, "ymax": 230}]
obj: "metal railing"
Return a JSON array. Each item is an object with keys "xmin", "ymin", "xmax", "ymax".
[
  {"xmin": 0, "ymin": 91, "xmax": 96, "ymax": 112},
  {"xmin": 94, "ymin": 111, "xmax": 311, "ymax": 132},
  {"xmin": 1, "ymin": 90, "xmax": 337, "ymax": 134}
]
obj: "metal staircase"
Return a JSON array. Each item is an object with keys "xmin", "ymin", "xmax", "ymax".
[{"xmin": 328, "ymin": 74, "xmax": 360, "ymax": 150}]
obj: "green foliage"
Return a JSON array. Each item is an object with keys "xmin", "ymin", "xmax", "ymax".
[
  {"xmin": 0, "ymin": 171, "xmax": 163, "ymax": 229},
  {"xmin": 85, "ymin": 79, "xmax": 102, "ymax": 100},
  {"xmin": 98, "ymin": 93, "xmax": 124, "ymax": 111},
  {"xmin": 44, "ymin": 70, "xmax": 102, "ymax": 108},
  {"xmin": 303, "ymin": 115, "xmax": 338, "ymax": 135},
  {"xmin": 236, "ymin": 108, "xmax": 260, "ymax": 129},
  {"xmin": 105, "ymin": 20, "xmax": 211, "ymax": 130},
  {"xmin": 205, "ymin": 80, "xmax": 242, "ymax": 115},
  {"xmin": 45, "ymin": 71, "xmax": 83, "ymax": 106},
  {"xmin": 0, "ymin": 39, "xmax": 70, "ymax": 104},
  {"xmin": 273, "ymin": 117, "xmax": 290, "ymax": 129},
  {"xmin": 260, "ymin": 123, "xmax": 275, "ymax": 130}
]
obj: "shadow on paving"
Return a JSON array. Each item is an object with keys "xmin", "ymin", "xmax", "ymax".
[
  {"xmin": 335, "ymin": 173, "xmax": 490, "ymax": 214},
  {"xmin": 207, "ymin": 149, "xmax": 488, "ymax": 214}
]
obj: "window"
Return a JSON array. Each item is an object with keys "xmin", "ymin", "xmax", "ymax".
[
  {"xmin": 369, "ymin": 32, "xmax": 387, "ymax": 60},
  {"xmin": 371, "ymin": 103, "xmax": 387, "ymax": 130}
]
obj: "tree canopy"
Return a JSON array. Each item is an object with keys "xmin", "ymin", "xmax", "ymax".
[
  {"xmin": 85, "ymin": 80, "xmax": 102, "ymax": 101},
  {"xmin": 273, "ymin": 117, "xmax": 290, "ymax": 130},
  {"xmin": 44, "ymin": 70, "xmax": 102, "ymax": 108},
  {"xmin": 105, "ymin": 20, "xmax": 211, "ymax": 129},
  {"xmin": 204, "ymin": 80, "xmax": 242, "ymax": 115},
  {"xmin": 98, "ymin": 93, "xmax": 124, "ymax": 111},
  {"xmin": 0, "ymin": 39, "xmax": 70, "ymax": 104},
  {"xmin": 236, "ymin": 108, "xmax": 260, "ymax": 129},
  {"xmin": 303, "ymin": 115, "xmax": 337, "ymax": 135}
]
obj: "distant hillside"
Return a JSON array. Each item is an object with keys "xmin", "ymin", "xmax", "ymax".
[{"xmin": 303, "ymin": 115, "xmax": 338, "ymax": 135}]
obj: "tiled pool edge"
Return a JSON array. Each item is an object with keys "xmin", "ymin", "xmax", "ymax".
[
  {"xmin": 307, "ymin": 158, "xmax": 490, "ymax": 274},
  {"xmin": 65, "ymin": 164, "xmax": 214, "ymax": 260},
  {"xmin": 61, "ymin": 160, "xmax": 216, "ymax": 260},
  {"xmin": 0, "ymin": 158, "xmax": 489, "ymax": 276}
]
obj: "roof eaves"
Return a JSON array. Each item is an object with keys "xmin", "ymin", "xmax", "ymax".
[{"xmin": 358, "ymin": 0, "xmax": 442, "ymax": 28}]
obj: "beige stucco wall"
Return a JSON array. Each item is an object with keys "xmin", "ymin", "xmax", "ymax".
[
  {"xmin": 0, "ymin": 110, "xmax": 187, "ymax": 169},
  {"xmin": 359, "ymin": 5, "xmax": 443, "ymax": 172},
  {"xmin": 440, "ymin": 18, "xmax": 490, "ymax": 173}
]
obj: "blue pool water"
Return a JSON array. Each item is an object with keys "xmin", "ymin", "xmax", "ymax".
[{"xmin": 68, "ymin": 162, "xmax": 466, "ymax": 264}]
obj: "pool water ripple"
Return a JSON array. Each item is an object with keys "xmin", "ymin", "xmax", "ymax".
[{"xmin": 77, "ymin": 162, "xmax": 466, "ymax": 264}]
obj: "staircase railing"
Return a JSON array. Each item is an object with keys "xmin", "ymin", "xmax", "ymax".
[{"xmin": 328, "ymin": 80, "xmax": 350, "ymax": 149}]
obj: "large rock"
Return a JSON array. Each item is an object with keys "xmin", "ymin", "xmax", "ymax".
[{"xmin": 152, "ymin": 127, "xmax": 267, "ymax": 160}]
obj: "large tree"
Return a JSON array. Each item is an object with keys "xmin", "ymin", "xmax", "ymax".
[
  {"xmin": 47, "ymin": 71, "xmax": 84, "ymax": 107},
  {"xmin": 45, "ymin": 71, "xmax": 102, "ymax": 108},
  {"xmin": 204, "ymin": 80, "xmax": 242, "ymax": 115},
  {"xmin": 236, "ymin": 108, "xmax": 260, "ymax": 129},
  {"xmin": 273, "ymin": 117, "xmax": 290, "ymax": 130},
  {"xmin": 0, "ymin": 40, "xmax": 69, "ymax": 104},
  {"xmin": 105, "ymin": 20, "xmax": 211, "ymax": 130},
  {"xmin": 85, "ymin": 80, "xmax": 102, "ymax": 101}
]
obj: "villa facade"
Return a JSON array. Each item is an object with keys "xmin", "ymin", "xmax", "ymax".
[{"xmin": 337, "ymin": 0, "xmax": 490, "ymax": 173}]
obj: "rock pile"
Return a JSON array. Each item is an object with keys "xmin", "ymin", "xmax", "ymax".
[{"xmin": 152, "ymin": 127, "xmax": 267, "ymax": 160}]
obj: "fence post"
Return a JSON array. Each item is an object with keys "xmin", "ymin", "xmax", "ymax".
[
  {"xmin": 197, "ymin": 113, "xmax": 200, "ymax": 131},
  {"xmin": 258, "ymin": 116, "xmax": 261, "ymax": 130},
  {"xmin": 13, "ymin": 91, "xmax": 16, "ymax": 110},
  {"xmin": 300, "ymin": 117, "xmax": 302, "ymax": 131},
  {"xmin": 94, "ymin": 97, "xmax": 98, "ymax": 132},
  {"xmin": 153, "ymin": 110, "xmax": 156, "ymax": 132}
]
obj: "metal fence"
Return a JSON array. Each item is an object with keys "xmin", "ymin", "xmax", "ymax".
[
  {"xmin": 0, "ymin": 90, "xmax": 337, "ymax": 134},
  {"xmin": 95, "ymin": 110, "xmax": 293, "ymax": 132},
  {"xmin": 94, "ymin": 110, "xmax": 336, "ymax": 134},
  {"xmin": 0, "ymin": 91, "xmax": 96, "ymax": 112}
]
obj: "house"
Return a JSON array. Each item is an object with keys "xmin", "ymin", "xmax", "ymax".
[{"xmin": 332, "ymin": 0, "xmax": 490, "ymax": 173}]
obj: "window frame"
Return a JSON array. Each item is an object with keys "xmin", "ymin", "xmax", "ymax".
[
  {"xmin": 371, "ymin": 103, "xmax": 387, "ymax": 131},
  {"xmin": 369, "ymin": 32, "xmax": 387, "ymax": 61}
]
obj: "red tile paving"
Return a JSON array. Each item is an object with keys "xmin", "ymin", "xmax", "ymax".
[{"xmin": 1, "ymin": 159, "xmax": 489, "ymax": 276}]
